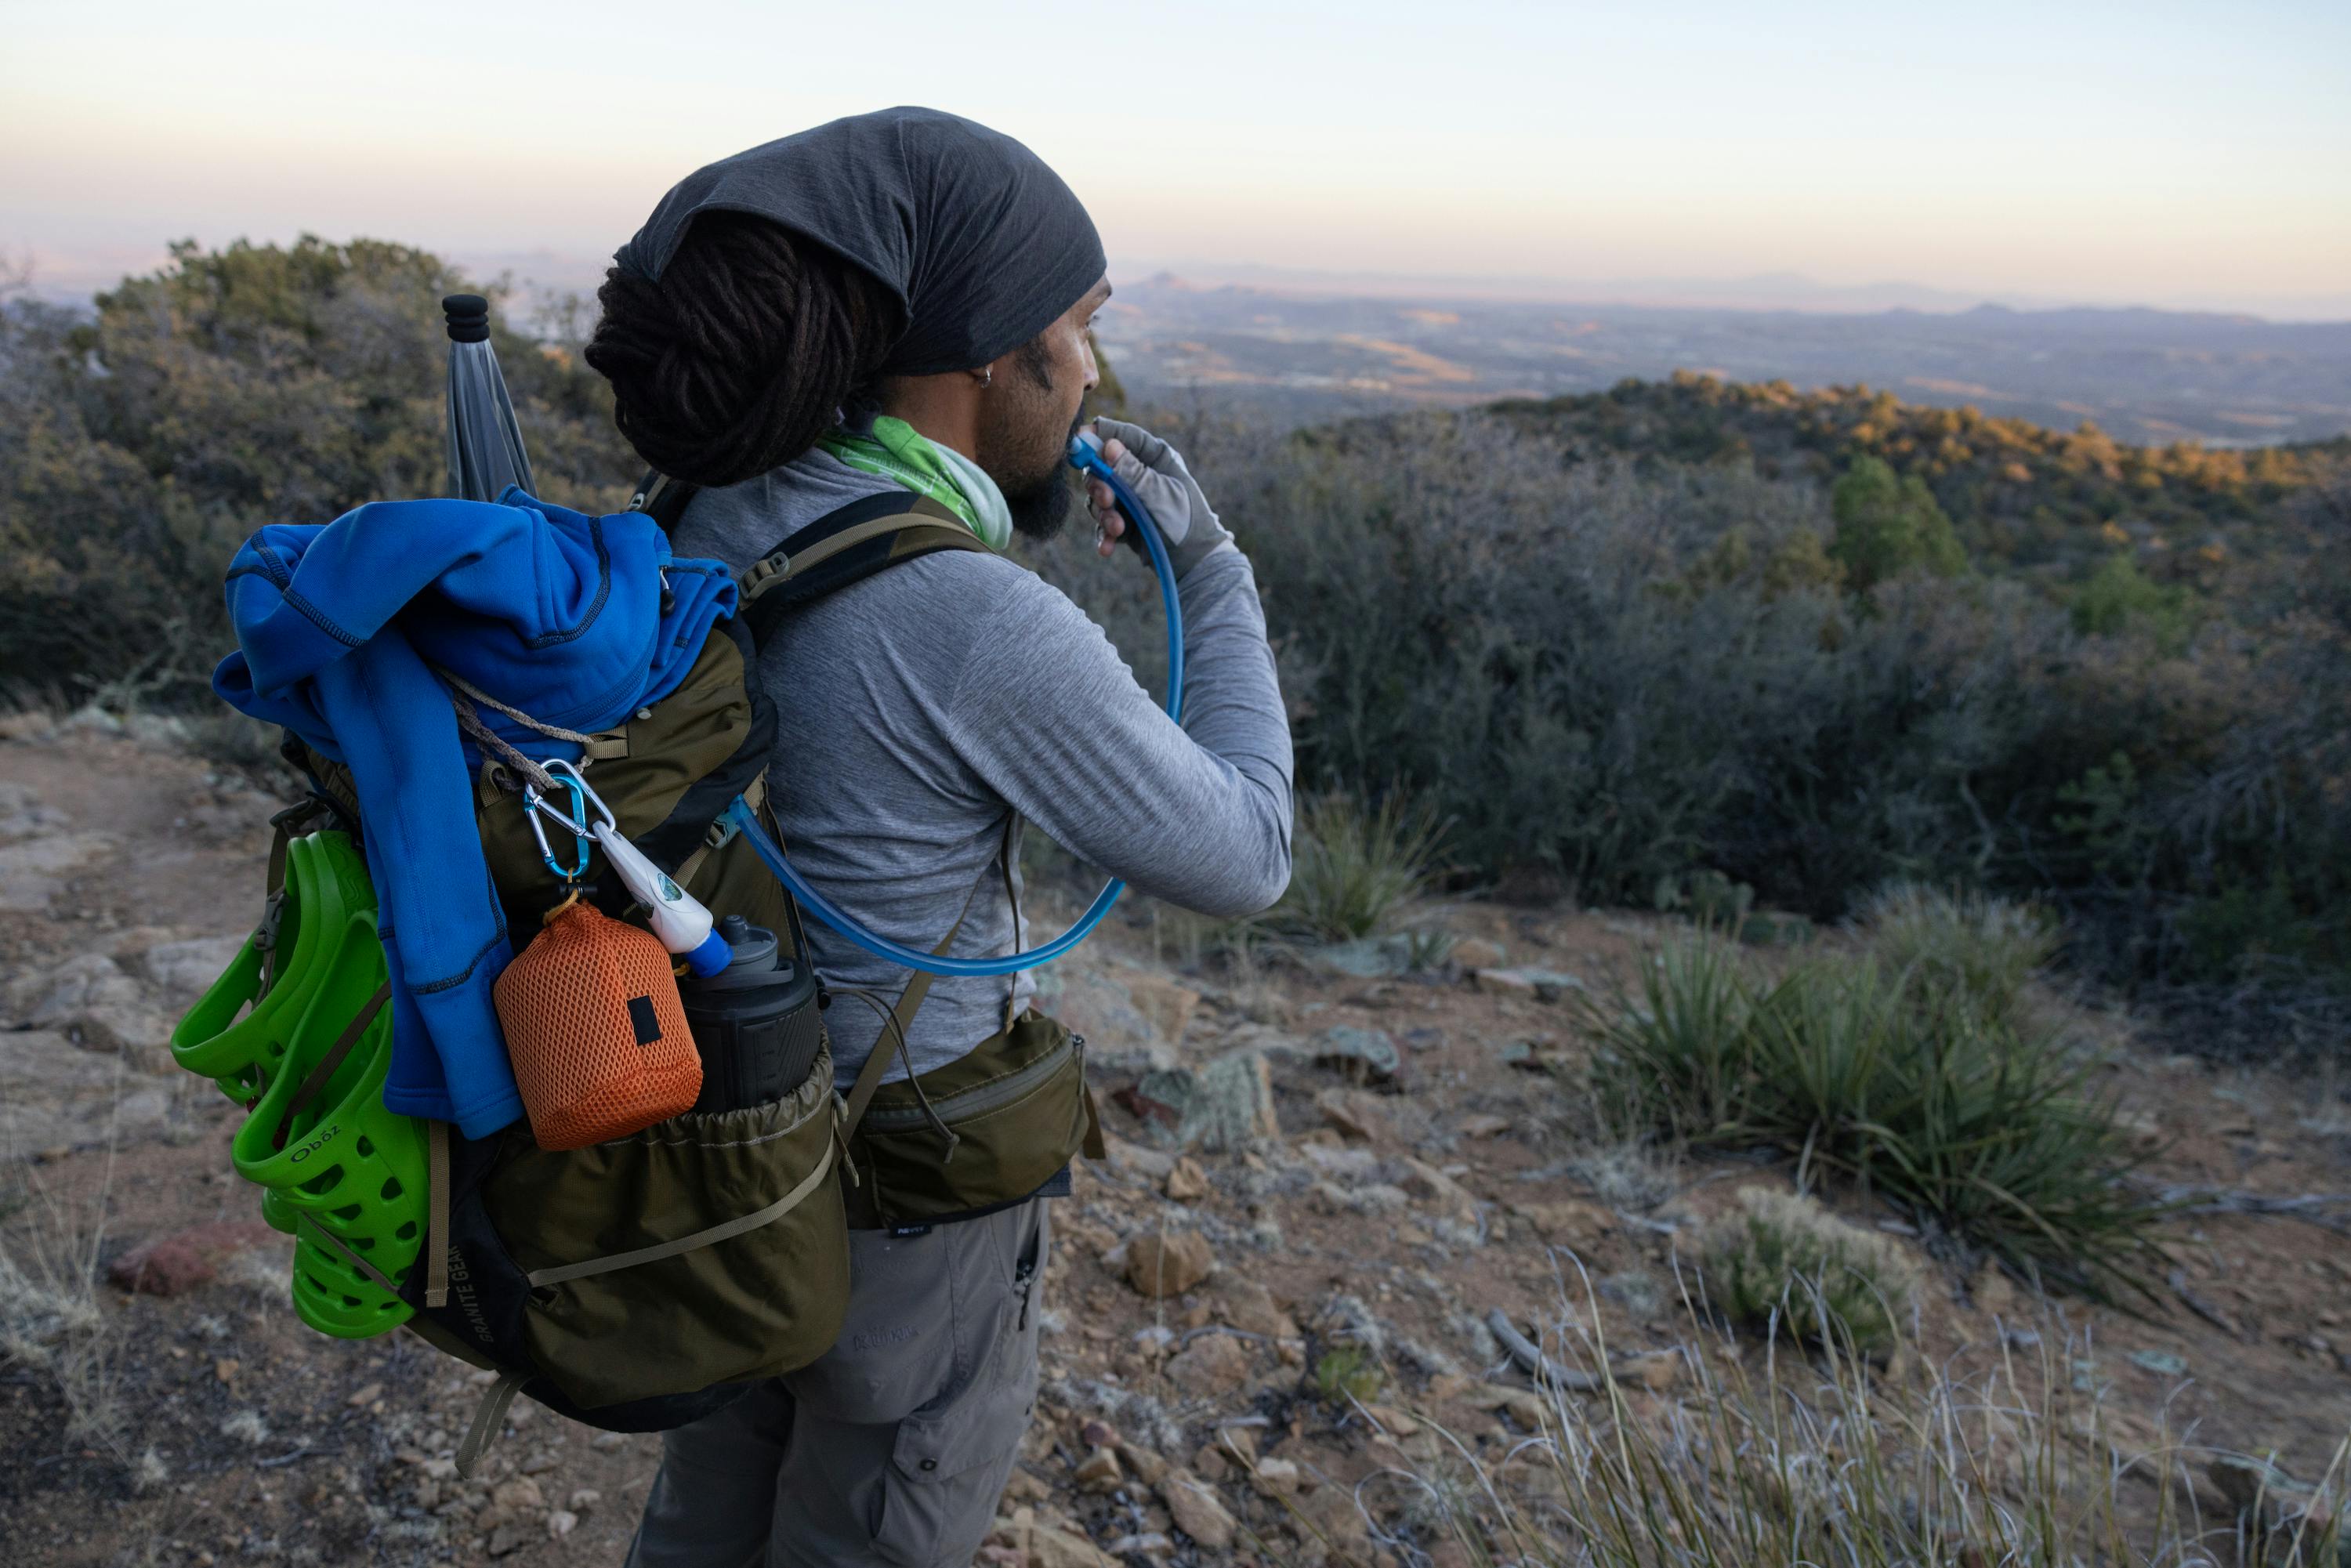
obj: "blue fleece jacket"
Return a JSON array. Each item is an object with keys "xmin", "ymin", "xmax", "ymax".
[{"xmin": 214, "ymin": 492, "xmax": 735, "ymax": 1138}]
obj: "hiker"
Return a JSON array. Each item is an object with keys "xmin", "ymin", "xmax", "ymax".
[{"xmin": 586, "ymin": 108, "xmax": 1295, "ymax": 1568}]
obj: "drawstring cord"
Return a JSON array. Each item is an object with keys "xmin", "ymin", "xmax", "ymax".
[{"xmin": 827, "ymin": 988, "xmax": 960, "ymax": 1157}]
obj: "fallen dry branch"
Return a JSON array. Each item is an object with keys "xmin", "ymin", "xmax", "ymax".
[
  {"xmin": 1483, "ymin": 1309, "xmax": 1610, "ymax": 1393},
  {"xmin": 2168, "ymin": 1269, "xmax": 2246, "ymax": 1338},
  {"xmin": 2142, "ymin": 1185, "xmax": 2351, "ymax": 1237}
]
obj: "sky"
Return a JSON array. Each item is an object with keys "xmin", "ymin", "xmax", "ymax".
[{"xmin": 3, "ymin": 0, "xmax": 2347, "ymax": 318}]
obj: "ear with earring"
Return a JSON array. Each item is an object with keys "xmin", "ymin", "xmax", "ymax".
[{"xmin": 975, "ymin": 366, "xmax": 994, "ymax": 388}]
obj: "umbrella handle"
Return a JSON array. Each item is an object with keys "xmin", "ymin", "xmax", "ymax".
[{"xmin": 442, "ymin": 294, "xmax": 491, "ymax": 344}]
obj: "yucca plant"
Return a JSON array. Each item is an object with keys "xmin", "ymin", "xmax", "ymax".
[
  {"xmin": 1741, "ymin": 956, "xmax": 1909, "ymax": 1182},
  {"xmin": 1265, "ymin": 792, "xmax": 1445, "ymax": 944},
  {"xmin": 1586, "ymin": 936, "xmax": 1755, "ymax": 1143},
  {"xmin": 1585, "ymin": 936, "xmax": 2161, "ymax": 1298}
]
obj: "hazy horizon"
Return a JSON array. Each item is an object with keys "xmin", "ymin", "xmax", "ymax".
[{"xmin": 5, "ymin": 1, "xmax": 2346, "ymax": 321}]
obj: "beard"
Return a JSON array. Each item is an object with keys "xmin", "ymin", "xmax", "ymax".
[
  {"xmin": 991, "ymin": 406, "xmax": 1085, "ymax": 541},
  {"xmin": 1005, "ymin": 462, "xmax": 1078, "ymax": 541}
]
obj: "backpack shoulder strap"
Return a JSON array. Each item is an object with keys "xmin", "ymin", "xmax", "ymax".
[
  {"xmin": 736, "ymin": 491, "xmax": 990, "ymax": 647},
  {"xmin": 836, "ymin": 813, "xmax": 1020, "ymax": 1135},
  {"xmin": 626, "ymin": 470, "xmax": 991, "ymax": 647}
]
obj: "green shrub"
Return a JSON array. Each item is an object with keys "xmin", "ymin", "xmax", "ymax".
[
  {"xmin": 1588, "ymin": 938, "xmax": 2160, "ymax": 1296},
  {"xmin": 1829, "ymin": 454, "xmax": 1968, "ymax": 590},
  {"xmin": 1698, "ymin": 1187, "xmax": 1918, "ymax": 1356},
  {"xmin": 2073, "ymin": 551, "xmax": 2194, "ymax": 649},
  {"xmin": 0, "ymin": 237, "xmax": 627, "ymax": 704},
  {"xmin": 1309, "ymin": 1342, "xmax": 1384, "ymax": 1404}
]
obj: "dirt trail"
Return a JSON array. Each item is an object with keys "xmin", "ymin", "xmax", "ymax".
[{"xmin": 5, "ymin": 718, "xmax": 2349, "ymax": 1566}]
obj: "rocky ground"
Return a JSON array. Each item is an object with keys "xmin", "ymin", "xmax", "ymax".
[{"xmin": 5, "ymin": 716, "xmax": 2350, "ymax": 1567}]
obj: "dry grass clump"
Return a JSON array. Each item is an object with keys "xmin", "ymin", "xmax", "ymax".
[
  {"xmin": 1859, "ymin": 880, "xmax": 2062, "ymax": 1024},
  {"xmin": 0, "ymin": 1159, "xmax": 125, "ymax": 1454},
  {"xmin": 1696, "ymin": 1186, "xmax": 1919, "ymax": 1356},
  {"xmin": 1277, "ymin": 1289, "xmax": 2349, "ymax": 1568}
]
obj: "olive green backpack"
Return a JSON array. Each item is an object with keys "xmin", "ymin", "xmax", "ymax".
[{"xmin": 277, "ymin": 484, "xmax": 1099, "ymax": 1470}]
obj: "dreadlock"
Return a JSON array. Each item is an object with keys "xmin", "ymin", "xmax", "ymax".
[{"xmin": 585, "ymin": 212, "xmax": 901, "ymax": 489}]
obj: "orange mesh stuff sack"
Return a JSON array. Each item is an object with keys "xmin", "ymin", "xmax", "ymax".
[{"xmin": 494, "ymin": 899, "xmax": 701, "ymax": 1150}]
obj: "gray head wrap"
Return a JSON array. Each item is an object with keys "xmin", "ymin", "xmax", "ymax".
[{"xmin": 614, "ymin": 107, "xmax": 1106, "ymax": 376}]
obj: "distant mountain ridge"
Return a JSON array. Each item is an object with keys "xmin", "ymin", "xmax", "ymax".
[{"xmin": 1096, "ymin": 278, "xmax": 2351, "ymax": 446}]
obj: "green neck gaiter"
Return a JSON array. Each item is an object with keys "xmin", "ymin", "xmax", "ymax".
[{"xmin": 817, "ymin": 415, "xmax": 1012, "ymax": 552}]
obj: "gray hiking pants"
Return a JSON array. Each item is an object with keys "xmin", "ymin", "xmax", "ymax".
[{"xmin": 625, "ymin": 1197, "xmax": 1050, "ymax": 1568}]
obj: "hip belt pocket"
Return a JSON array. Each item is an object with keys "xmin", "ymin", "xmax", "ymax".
[{"xmin": 853, "ymin": 1011, "xmax": 1092, "ymax": 1228}]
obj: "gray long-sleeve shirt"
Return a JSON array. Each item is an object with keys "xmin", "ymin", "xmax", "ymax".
[{"xmin": 675, "ymin": 448, "xmax": 1293, "ymax": 1086}]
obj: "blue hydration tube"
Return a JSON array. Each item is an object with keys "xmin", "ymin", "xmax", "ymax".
[{"xmin": 723, "ymin": 431, "xmax": 1184, "ymax": 976}]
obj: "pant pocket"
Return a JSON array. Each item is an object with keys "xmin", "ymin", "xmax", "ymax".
[
  {"xmin": 869, "ymin": 1203, "xmax": 1049, "ymax": 1568},
  {"xmin": 870, "ymin": 1369, "xmax": 1035, "ymax": 1568}
]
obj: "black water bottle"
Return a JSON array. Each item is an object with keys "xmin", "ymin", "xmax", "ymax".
[{"xmin": 681, "ymin": 916, "xmax": 825, "ymax": 1113}]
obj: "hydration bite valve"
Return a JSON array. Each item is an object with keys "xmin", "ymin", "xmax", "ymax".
[{"xmin": 1067, "ymin": 429, "xmax": 1111, "ymax": 478}]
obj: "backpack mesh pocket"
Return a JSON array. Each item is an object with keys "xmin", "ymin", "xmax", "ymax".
[{"xmin": 494, "ymin": 900, "xmax": 701, "ymax": 1150}]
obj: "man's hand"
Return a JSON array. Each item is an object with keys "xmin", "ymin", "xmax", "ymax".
[{"xmin": 1085, "ymin": 417, "xmax": 1234, "ymax": 577}]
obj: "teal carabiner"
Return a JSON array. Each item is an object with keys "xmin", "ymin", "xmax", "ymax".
[{"xmin": 522, "ymin": 774, "xmax": 592, "ymax": 882}]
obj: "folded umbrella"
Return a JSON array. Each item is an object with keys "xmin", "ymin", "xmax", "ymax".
[{"xmin": 442, "ymin": 294, "xmax": 536, "ymax": 502}]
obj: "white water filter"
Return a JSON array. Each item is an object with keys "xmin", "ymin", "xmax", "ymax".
[{"xmin": 592, "ymin": 823, "xmax": 732, "ymax": 976}]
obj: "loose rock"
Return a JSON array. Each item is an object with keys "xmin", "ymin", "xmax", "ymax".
[
  {"xmin": 1165, "ymin": 1332, "xmax": 1252, "ymax": 1396},
  {"xmin": 1397, "ymin": 1157, "xmax": 1477, "ymax": 1219},
  {"xmin": 1315, "ymin": 1087, "xmax": 1389, "ymax": 1144},
  {"xmin": 1030, "ymin": 1523, "xmax": 1118, "ymax": 1568},
  {"xmin": 1218, "ymin": 1278, "xmax": 1299, "ymax": 1340},
  {"xmin": 1508, "ymin": 1199, "xmax": 1615, "ymax": 1241},
  {"xmin": 139, "ymin": 935, "xmax": 252, "ymax": 1000},
  {"xmin": 1102, "ymin": 1135, "xmax": 1175, "ymax": 1181},
  {"xmin": 1476, "ymin": 968, "xmax": 1585, "ymax": 1001},
  {"xmin": 1252, "ymin": 1457, "xmax": 1301, "ymax": 1497},
  {"xmin": 1124, "ymin": 1229, "xmax": 1215, "ymax": 1298},
  {"xmin": 1163, "ymin": 1157, "xmax": 1210, "ymax": 1202},
  {"xmin": 491, "ymin": 1476, "xmax": 543, "ymax": 1512},
  {"xmin": 1613, "ymin": 1351, "xmax": 1683, "ymax": 1392},
  {"xmin": 1158, "ymin": 1471, "xmax": 1237, "ymax": 1551},
  {"xmin": 112, "ymin": 1239, "xmax": 215, "ymax": 1297},
  {"xmin": 1116, "ymin": 1439, "xmax": 1170, "ymax": 1487},
  {"xmin": 1313, "ymin": 1026, "xmax": 1401, "ymax": 1084},
  {"xmin": 1074, "ymin": 1446, "xmax": 1122, "ymax": 1493},
  {"xmin": 1178, "ymin": 1048, "xmax": 1280, "ymax": 1151},
  {"xmin": 1451, "ymin": 936, "xmax": 1506, "ymax": 971},
  {"xmin": 1469, "ymin": 1383, "xmax": 1548, "ymax": 1428}
]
